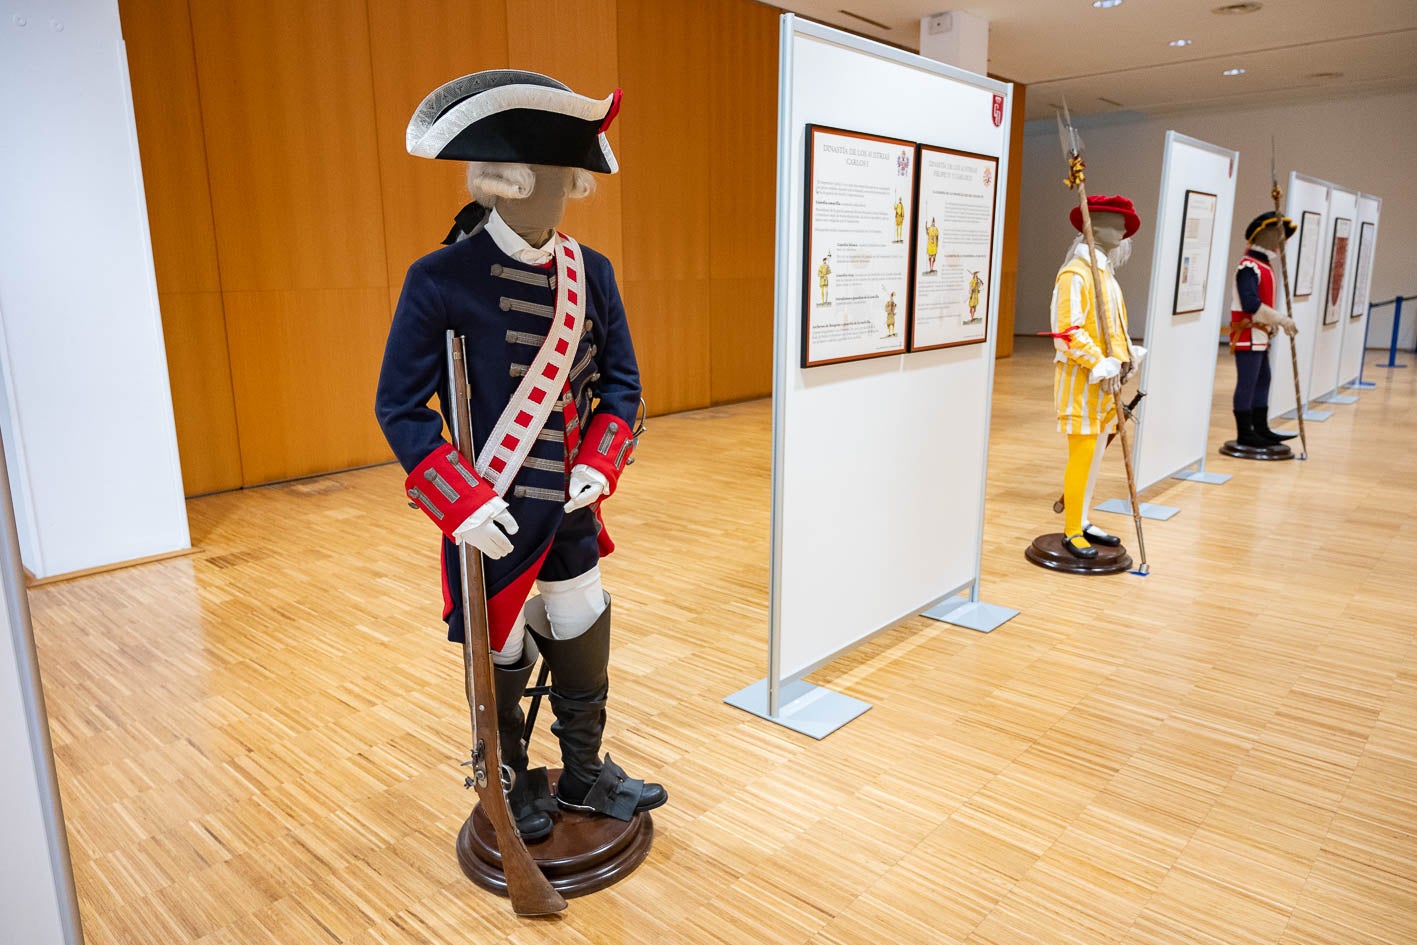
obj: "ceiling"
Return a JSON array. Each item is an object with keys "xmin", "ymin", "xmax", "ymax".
[{"xmin": 771, "ymin": 0, "xmax": 1417, "ymax": 119}]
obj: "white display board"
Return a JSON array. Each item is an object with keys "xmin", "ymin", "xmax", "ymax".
[
  {"xmin": 766, "ymin": 18, "xmax": 1011, "ymax": 706},
  {"xmin": 0, "ymin": 0, "xmax": 190, "ymax": 578},
  {"xmin": 1267, "ymin": 173, "xmax": 1330, "ymax": 424},
  {"xmin": 1132, "ymin": 132, "xmax": 1239, "ymax": 491},
  {"xmin": 1, "ymin": 433, "xmax": 82, "ymax": 945},
  {"xmin": 1338, "ymin": 194, "xmax": 1382, "ymax": 387},
  {"xmin": 1307, "ymin": 186, "xmax": 1357, "ymax": 400}
]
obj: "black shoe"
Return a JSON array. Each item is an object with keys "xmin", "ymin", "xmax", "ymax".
[
  {"xmin": 1063, "ymin": 534, "xmax": 1098, "ymax": 559},
  {"xmin": 1082, "ymin": 524, "xmax": 1122, "ymax": 547},
  {"xmin": 1250, "ymin": 406, "xmax": 1297, "ymax": 442},
  {"xmin": 528, "ymin": 595, "xmax": 668, "ymax": 822},
  {"xmin": 1233, "ymin": 409, "xmax": 1273, "ymax": 449}
]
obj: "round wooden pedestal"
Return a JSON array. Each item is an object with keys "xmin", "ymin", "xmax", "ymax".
[
  {"xmin": 1025, "ymin": 532, "xmax": 1133, "ymax": 575},
  {"xmin": 1219, "ymin": 440, "xmax": 1293, "ymax": 461},
  {"xmin": 456, "ymin": 770, "xmax": 654, "ymax": 899}
]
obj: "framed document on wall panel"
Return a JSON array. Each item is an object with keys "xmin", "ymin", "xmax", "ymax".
[
  {"xmin": 801, "ymin": 124, "xmax": 915, "ymax": 367},
  {"xmin": 1323, "ymin": 216, "xmax": 1351, "ymax": 326},
  {"xmin": 1171, "ymin": 189, "xmax": 1217, "ymax": 316},
  {"xmin": 1349, "ymin": 221, "xmax": 1375, "ymax": 320},
  {"xmin": 1292, "ymin": 210, "xmax": 1322, "ymax": 298},
  {"xmin": 908, "ymin": 144, "xmax": 998, "ymax": 351}
]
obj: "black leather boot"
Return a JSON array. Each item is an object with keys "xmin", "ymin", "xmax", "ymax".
[
  {"xmin": 1250, "ymin": 406, "xmax": 1297, "ymax": 443},
  {"xmin": 1233, "ymin": 409, "xmax": 1271, "ymax": 449},
  {"xmin": 494, "ymin": 640, "xmax": 554, "ymax": 843},
  {"xmin": 526, "ymin": 594, "xmax": 667, "ymax": 820}
]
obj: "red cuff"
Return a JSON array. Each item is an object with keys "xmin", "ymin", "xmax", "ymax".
[
  {"xmin": 577, "ymin": 413, "xmax": 635, "ymax": 495},
  {"xmin": 405, "ymin": 445, "xmax": 497, "ymax": 539}
]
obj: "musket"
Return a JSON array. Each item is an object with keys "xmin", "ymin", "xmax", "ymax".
[
  {"xmin": 1270, "ymin": 139, "xmax": 1309, "ymax": 460},
  {"xmin": 446, "ymin": 331, "xmax": 567, "ymax": 916},
  {"xmin": 1055, "ymin": 100, "xmax": 1148, "ymax": 575}
]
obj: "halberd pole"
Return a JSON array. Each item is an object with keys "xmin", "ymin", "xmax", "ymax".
[{"xmin": 1270, "ymin": 141, "xmax": 1309, "ymax": 460}]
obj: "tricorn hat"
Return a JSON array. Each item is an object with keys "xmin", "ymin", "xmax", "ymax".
[
  {"xmin": 406, "ymin": 70, "xmax": 621, "ymax": 173},
  {"xmin": 1070, "ymin": 194, "xmax": 1141, "ymax": 239},
  {"xmin": 1244, "ymin": 210, "xmax": 1297, "ymax": 242}
]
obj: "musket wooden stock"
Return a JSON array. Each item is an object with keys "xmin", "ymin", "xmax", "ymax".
[{"xmin": 446, "ymin": 332, "xmax": 567, "ymax": 917}]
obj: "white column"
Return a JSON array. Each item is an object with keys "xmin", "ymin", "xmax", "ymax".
[
  {"xmin": 0, "ymin": 0, "xmax": 190, "ymax": 578},
  {"xmin": 919, "ymin": 11, "xmax": 989, "ymax": 77}
]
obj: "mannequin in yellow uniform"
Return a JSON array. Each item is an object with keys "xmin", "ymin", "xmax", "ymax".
[{"xmin": 1050, "ymin": 195, "xmax": 1146, "ymax": 560}]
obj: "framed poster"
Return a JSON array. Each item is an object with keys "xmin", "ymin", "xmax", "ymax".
[
  {"xmin": 801, "ymin": 124, "xmax": 915, "ymax": 367},
  {"xmin": 1323, "ymin": 216, "xmax": 1351, "ymax": 326},
  {"xmin": 1349, "ymin": 221, "xmax": 1376, "ymax": 320},
  {"xmin": 1292, "ymin": 210, "xmax": 1322, "ymax": 298},
  {"xmin": 908, "ymin": 144, "xmax": 998, "ymax": 351},
  {"xmin": 1171, "ymin": 189, "xmax": 1217, "ymax": 316}
]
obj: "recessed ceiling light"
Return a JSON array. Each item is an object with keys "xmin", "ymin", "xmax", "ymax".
[
  {"xmin": 1168, "ymin": 38, "xmax": 1193, "ymax": 47},
  {"xmin": 1213, "ymin": 2, "xmax": 1263, "ymax": 14},
  {"xmin": 1093, "ymin": 0, "xmax": 1123, "ymax": 8},
  {"xmin": 1222, "ymin": 67, "xmax": 1246, "ymax": 76}
]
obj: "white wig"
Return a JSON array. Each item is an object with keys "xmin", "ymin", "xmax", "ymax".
[
  {"xmin": 1063, "ymin": 233, "xmax": 1133, "ymax": 271},
  {"xmin": 466, "ymin": 162, "xmax": 596, "ymax": 205}
]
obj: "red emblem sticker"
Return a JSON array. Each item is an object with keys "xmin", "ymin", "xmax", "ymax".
[{"xmin": 991, "ymin": 94, "xmax": 1005, "ymax": 127}]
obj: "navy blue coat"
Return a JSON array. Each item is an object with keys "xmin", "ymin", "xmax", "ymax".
[{"xmin": 375, "ymin": 228, "xmax": 641, "ymax": 642}]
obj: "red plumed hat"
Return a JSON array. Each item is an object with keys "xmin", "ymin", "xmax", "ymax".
[{"xmin": 1070, "ymin": 194, "xmax": 1141, "ymax": 238}]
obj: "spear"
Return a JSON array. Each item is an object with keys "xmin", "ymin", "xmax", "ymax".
[
  {"xmin": 1055, "ymin": 100, "xmax": 1148, "ymax": 575},
  {"xmin": 1270, "ymin": 139, "xmax": 1308, "ymax": 460}
]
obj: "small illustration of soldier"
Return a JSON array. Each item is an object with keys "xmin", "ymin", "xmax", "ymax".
[
  {"xmin": 926, "ymin": 217, "xmax": 939, "ymax": 273},
  {"xmin": 893, "ymin": 196, "xmax": 905, "ymax": 243},
  {"xmin": 884, "ymin": 291, "xmax": 898, "ymax": 337},
  {"xmin": 817, "ymin": 255, "xmax": 832, "ymax": 305},
  {"xmin": 966, "ymin": 270, "xmax": 984, "ymax": 323}
]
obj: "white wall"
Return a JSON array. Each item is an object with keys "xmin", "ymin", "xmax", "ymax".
[
  {"xmin": 0, "ymin": 0, "xmax": 189, "ymax": 578},
  {"xmin": 1017, "ymin": 88, "xmax": 1417, "ymax": 339}
]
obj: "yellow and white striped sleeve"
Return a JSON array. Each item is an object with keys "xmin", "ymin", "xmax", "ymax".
[{"xmin": 1052, "ymin": 271, "xmax": 1104, "ymax": 370}]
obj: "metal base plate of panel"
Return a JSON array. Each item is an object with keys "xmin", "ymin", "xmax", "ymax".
[
  {"xmin": 724, "ymin": 678, "xmax": 870, "ymax": 740},
  {"xmin": 1315, "ymin": 393, "xmax": 1358, "ymax": 405},
  {"xmin": 1172, "ymin": 468, "xmax": 1231, "ymax": 484},
  {"xmin": 1278, "ymin": 408, "xmax": 1333, "ymax": 422},
  {"xmin": 922, "ymin": 597, "xmax": 1019, "ymax": 633},
  {"xmin": 1343, "ymin": 380, "xmax": 1377, "ymax": 390},
  {"xmin": 1095, "ymin": 498, "xmax": 1180, "ymax": 521}
]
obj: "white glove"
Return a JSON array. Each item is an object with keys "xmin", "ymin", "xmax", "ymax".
[
  {"xmin": 1128, "ymin": 345, "xmax": 1146, "ymax": 369},
  {"xmin": 1251, "ymin": 304, "xmax": 1283, "ymax": 328},
  {"xmin": 452, "ymin": 496, "xmax": 518, "ymax": 559},
  {"xmin": 1281, "ymin": 317, "xmax": 1298, "ymax": 337},
  {"xmin": 563, "ymin": 465, "xmax": 609, "ymax": 513}
]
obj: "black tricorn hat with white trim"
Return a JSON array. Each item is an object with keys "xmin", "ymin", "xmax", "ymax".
[
  {"xmin": 406, "ymin": 70, "xmax": 621, "ymax": 173},
  {"xmin": 1245, "ymin": 210, "xmax": 1296, "ymax": 242}
]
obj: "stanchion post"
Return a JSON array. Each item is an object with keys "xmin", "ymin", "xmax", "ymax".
[{"xmin": 1377, "ymin": 296, "xmax": 1407, "ymax": 369}]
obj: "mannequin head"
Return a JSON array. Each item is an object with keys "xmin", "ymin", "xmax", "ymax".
[
  {"xmin": 1090, "ymin": 211, "xmax": 1128, "ymax": 251},
  {"xmin": 466, "ymin": 161, "xmax": 596, "ymax": 246},
  {"xmin": 1251, "ymin": 225, "xmax": 1284, "ymax": 252}
]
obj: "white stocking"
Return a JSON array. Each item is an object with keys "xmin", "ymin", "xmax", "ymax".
[{"xmin": 491, "ymin": 627, "xmax": 526, "ymax": 667}]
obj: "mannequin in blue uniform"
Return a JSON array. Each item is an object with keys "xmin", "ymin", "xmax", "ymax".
[{"xmin": 375, "ymin": 70, "xmax": 666, "ymax": 842}]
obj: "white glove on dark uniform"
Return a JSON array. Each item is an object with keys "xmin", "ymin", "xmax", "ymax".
[
  {"xmin": 564, "ymin": 464, "xmax": 610, "ymax": 513},
  {"xmin": 452, "ymin": 496, "xmax": 519, "ymax": 559}
]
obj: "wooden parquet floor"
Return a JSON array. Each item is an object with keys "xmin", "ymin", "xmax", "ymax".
[{"xmin": 30, "ymin": 338, "xmax": 1417, "ymax": 944}]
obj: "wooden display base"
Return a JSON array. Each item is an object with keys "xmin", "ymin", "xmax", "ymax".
[
  {"xmin": 1025, "ymin": 533, "xmax": 1133, "ymax": 575},
  {"xmin": 1219, "ymin": 440, "xmax": 1294, "ymax": 461},
  {"xmin": 456, "ymin": 769, "xmax": 654, "ymax": 899}
]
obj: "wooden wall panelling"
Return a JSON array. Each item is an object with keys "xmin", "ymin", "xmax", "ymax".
[
  {"xmin": 706, "ymin": 0, "xmax": 778, "ymax": 404},
  {"xmin": 506, "ymin": 0, "xmax": 624, "ymax": 266},
  {"xmin": 189, "ymin": 0, "xmax": 393, "ymax": 484},
  {"xmin": 615, "ymin": 0, "xmax": 714, "ymax": 415},
  {"xmin": 367, "ymin": 0, "xmax": 509, "ymax": 308},
  {"xmin": 118, "ymin": 0, "xmax": 243, "ymax": 494},
  {"xmin": 996, "ymin": 80, "xmax": 1027, "ymax": 358}
]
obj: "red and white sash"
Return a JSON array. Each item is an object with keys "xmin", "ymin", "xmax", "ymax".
[{"xmin": 475, "ymin": 234, "xmax": 587, "ymax": 494}]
